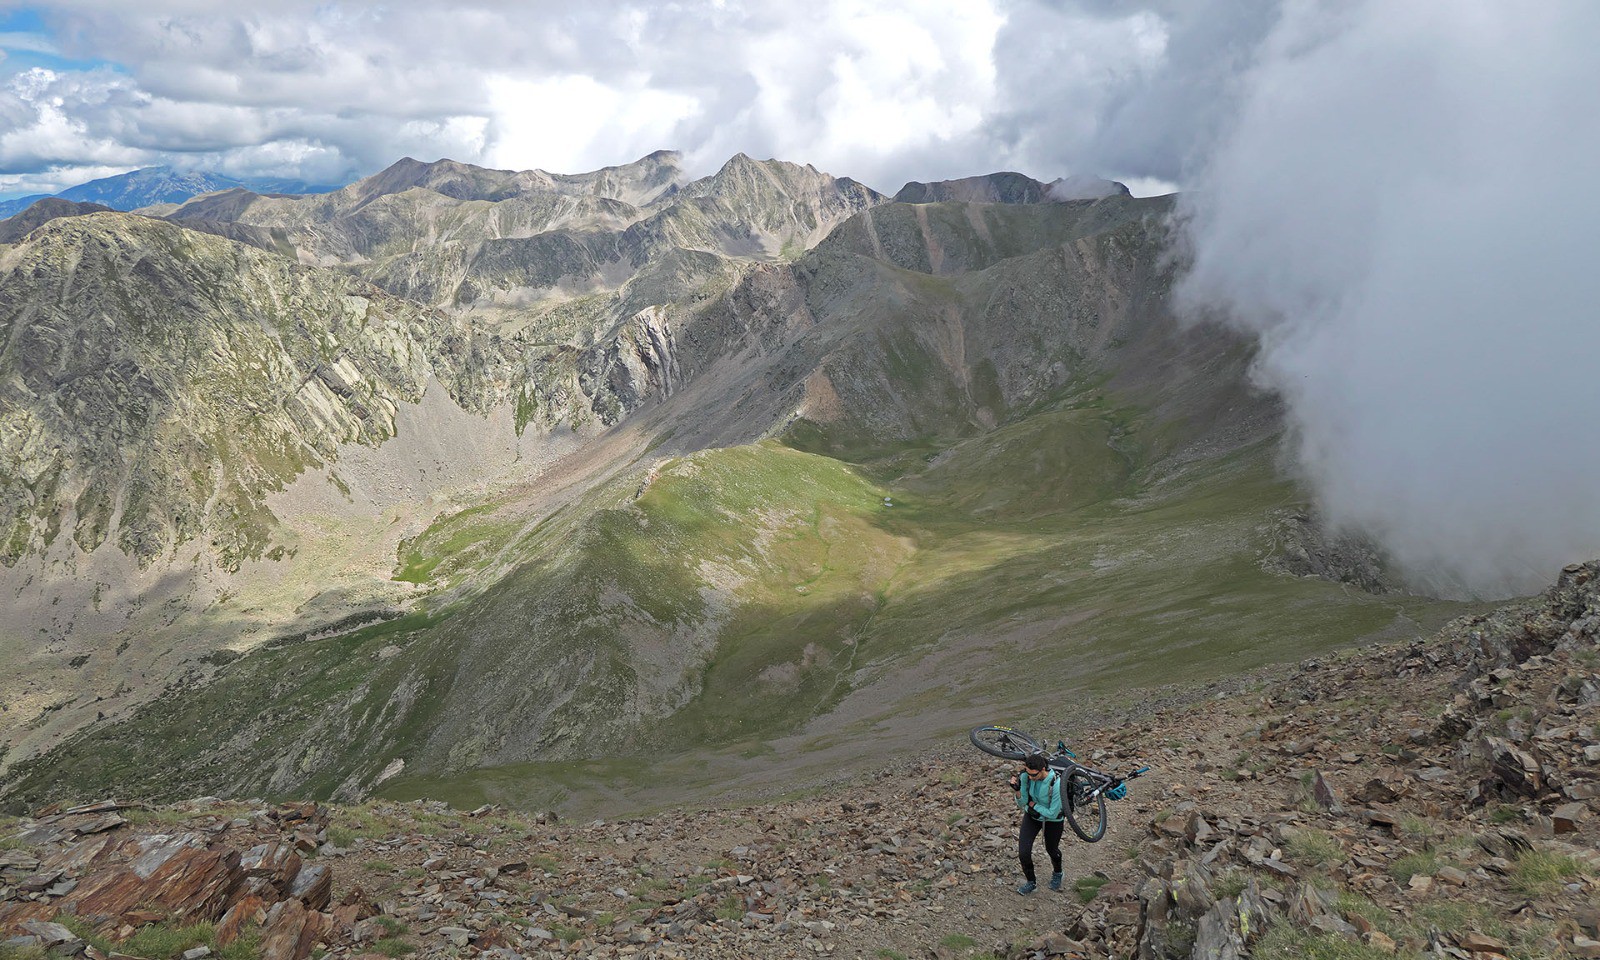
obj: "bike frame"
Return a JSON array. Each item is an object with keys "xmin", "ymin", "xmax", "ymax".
[{"xmin": 1046, "ymin": 744, "xmax": 1148, "ymax": 801}]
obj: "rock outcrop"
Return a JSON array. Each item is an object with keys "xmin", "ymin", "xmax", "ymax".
[
  {"xmin": 1, "ymin": 800, "xmax": 358, "ymax": 960},
  {"xmin": 1262, "ymin": 509, "xmax": 1393, "ymax": 594}
]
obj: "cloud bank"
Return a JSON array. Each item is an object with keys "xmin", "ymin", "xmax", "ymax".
[
  {"xmin": 0, "ymin": 1, "xmax": 1199, "ymax": 196},
  {"xmin": 1176, "ymin": 0, "xmax": 1600, "ymax": 597}
]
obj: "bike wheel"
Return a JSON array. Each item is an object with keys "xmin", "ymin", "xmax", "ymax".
[
  {"xmin": 968, "ymin": 726, "xmax": 1042, "ymax": 760},
  {"xmin": 1066, "ymin": 769, "xmax": 1108, "ymax": 842}
]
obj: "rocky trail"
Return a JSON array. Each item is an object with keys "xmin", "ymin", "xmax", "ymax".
[{"xmin": 5, "ymin": 562, "xmax": 1600, "ymax": 960}]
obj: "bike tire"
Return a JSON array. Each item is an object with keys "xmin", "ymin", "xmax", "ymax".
[
  {"xmin": 968, "ymin": 726, "xmax": 1042, "ymax": 760},
  {"xmin": 1066, "ymin": 769, "xmax": 1108, "ymax": 842}
]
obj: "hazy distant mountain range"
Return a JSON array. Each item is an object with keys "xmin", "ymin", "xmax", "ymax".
[{"xmin": 0, "ymin": 165, "xmax": 342, "ymax": 219}]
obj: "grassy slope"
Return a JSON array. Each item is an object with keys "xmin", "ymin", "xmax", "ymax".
[
  {"xmin": 1, "ymin": 385, "xmax": 1468, "ymax": 814},
  {"xmin": 374, "ymin": 391, "xmax": 1464, "ymax": 813}
]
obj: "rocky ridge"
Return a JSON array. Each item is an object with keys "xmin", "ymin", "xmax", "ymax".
[
  {"xmin": 4, "ymin": 562, "xmax": 1596, "ymax": 960},
  {"xmin": 165, "ymin": 153, "xmax": 882, "ymax": 314}
]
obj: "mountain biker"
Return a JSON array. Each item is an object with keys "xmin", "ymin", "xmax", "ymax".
[{"xmin": 1008, "ymin": 752, "xmax": 1064, "ymax": 894}]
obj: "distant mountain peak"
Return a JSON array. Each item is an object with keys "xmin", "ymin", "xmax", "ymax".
[
  {"xmin": 1045, "ymin": 174, "xmax": 1131, "ymax": 201},
  {"xmin": 893, "ymin": 172, "xmax": 1050, "ymax": 205},
  {"xmin": 892, "ymin": 171, "xmax": 1133, "ymax": 205},
  {"xmin": 0, "ymin": 165, "xmax": 342, "ymax": 218}
]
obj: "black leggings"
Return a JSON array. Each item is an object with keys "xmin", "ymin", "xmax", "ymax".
[{"xmin": 1019, "ymin": 814, "xmax": 1064, "ymax": 882}]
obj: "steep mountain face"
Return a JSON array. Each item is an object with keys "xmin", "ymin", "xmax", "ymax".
[
  {"xmin": 0, "ymin": 214, "xmax": 484, "ymax": 569},
  {"xmin": 0, "ymin": 164, "xmax": 1471, "ymax": 810},
  {"xmin": 0, "ymin": 154, "xmax": 887, "ymax": 577},
  {"xmin": 0, "ymin": 152, "xmax": 895, "ymax": 775}
]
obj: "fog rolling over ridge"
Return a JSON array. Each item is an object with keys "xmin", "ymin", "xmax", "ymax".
[{"xmin": 1174, "ymin": 0, "xmax": 1600, "ymax": 598}]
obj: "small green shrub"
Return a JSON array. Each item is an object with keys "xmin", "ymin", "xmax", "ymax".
[
  {"xmin": 1213, "ymin": 869, "xmax": 1248, "ymax": 900},
  {"xmin": 1335, "ymin": 892, "xmax": 1402, "ymax": 938},
  {"xmin": 551, "ymin": 925, "xmax": 583, "ymax": 943},
  {"xmin": 1074, "ymin": 875, "xmax": 1109, "ymax": 903},
  {"xmin": 1510, "ymin": 850, "xmax": 1583, "ymax": 898},
  {"xmin": 1397, "ymin": 815, "xmax": 1435, "ymax": 838},
  {"xmin": 1256, "ymin": 927, "xmax": 1421, "ymax": 960},
  {"xmin": 1488, "ymin": 805, "xmax": 1523, "ymax": 824},
  {"xmin": 1285, "ymin": 829, "xmax": 1345, "ymax": 867},
  {"xmin": 121, "ymin": 922, "xmax": 214, "ymax": 960},
  {"xmin": 1388, "ymin": 849, "xmax": 1440, "ymax": 883}
]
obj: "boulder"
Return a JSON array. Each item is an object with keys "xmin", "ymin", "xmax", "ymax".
[
  {"xmin": 240, "ymin": 842, "xmax": 303, "ymax": 898},
  {"xmin": 216, "ymin": 896, "xmax": 269, "ymax": 947},
  {"xmin": 1312, "ymin": 772, "xmax": 1344, "ymax": 812},
  {"xmin": 1553, "ymin": 803, "xmax": 1591, "ymax": 834},
  {"xmin": 259, "ymin": 900, "xmax": 324, "ymax": 960},
  {"xmin": 1475, "ymin": 829, "xmax": 1533, "ymax": 860},
  {"xmin": 1483, "ymin": 738, "xmax": 1545, "ymax": 796},
  {"xmin": 1192, "ymin": 898, "xmax": 1248, "ymax": 960},
  {"xmin": 1457, "ymin": 931, "xmax": 1509, "ymax": 954},
  {"xmin": 65, "ymin": 845, "xmax": 243, "ymax": 927},
  {"xmin": 19, "ymin": 920, "xmax": 80, "ymax": 950},
  {"xmin": 287, "ymin": 864, "xmax": 331, "ymax": 911},
  {"xmin": 1353, "ymin": 779, "xmax": 1406, "ymax": 805}
]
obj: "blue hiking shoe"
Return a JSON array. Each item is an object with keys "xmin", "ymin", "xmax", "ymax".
[
  {"xmin": 1016, "ymin": 880, "xmax": 1037, "ymax": 895},
  {"xmin": 1049, "ymin": 871, "xmax": 1064, "ymax": 892}
]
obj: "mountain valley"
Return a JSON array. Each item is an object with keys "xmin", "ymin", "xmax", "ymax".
[{"xmin": 0, "ymin": 152, "xmax": 1480, "ymax": 817}]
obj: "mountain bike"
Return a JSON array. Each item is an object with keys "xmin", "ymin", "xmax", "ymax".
[{"xmin": 969, "ymin": 725, "xmax": 1151, "ymax": 843}]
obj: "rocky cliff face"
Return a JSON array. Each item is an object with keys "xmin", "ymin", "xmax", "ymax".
[
  {"xmin": 0, "ymin": 152, "xmax": 894, "ymax": 772},
  {"xmin": 0, "ymin": 213, "xmax": 484, "ymax": 569}
]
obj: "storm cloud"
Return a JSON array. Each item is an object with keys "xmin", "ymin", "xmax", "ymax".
[{"xmin": 1176, "ymin": 0, "xmax": 1600, "ymax": 596}]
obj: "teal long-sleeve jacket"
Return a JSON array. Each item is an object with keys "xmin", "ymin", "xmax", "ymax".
[{"xmin": 1016, "ymin": 770, "xmax": 1065, "ymax": 822}]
